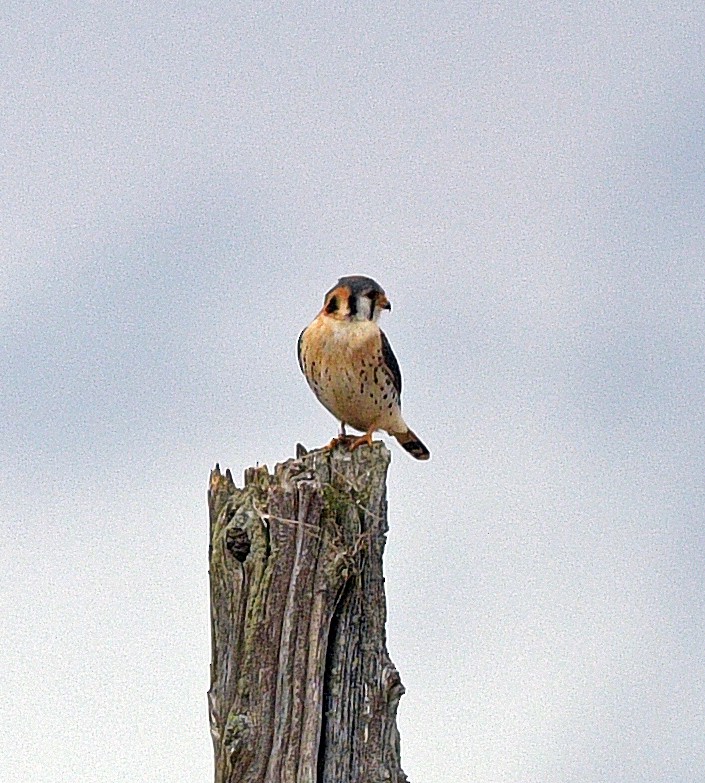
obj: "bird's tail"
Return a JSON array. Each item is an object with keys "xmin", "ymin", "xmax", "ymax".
[{"xmin": 394, "ymin": 429, "xmax": 430, "ymax": 460}]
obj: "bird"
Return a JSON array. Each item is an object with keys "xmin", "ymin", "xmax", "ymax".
[{"xmin": 297, "ymin": 275, "xmax": 430, "ymax": 460}]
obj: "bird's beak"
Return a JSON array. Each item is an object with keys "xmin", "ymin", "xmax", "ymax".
[{"xmin": 379, "ymin": 295, "xmax": 391, "ymax": 312}]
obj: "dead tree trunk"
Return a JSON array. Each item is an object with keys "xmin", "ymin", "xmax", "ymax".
[{"xmin": 207, "ymin": 442, "xmax": 407, "ymax": 783}]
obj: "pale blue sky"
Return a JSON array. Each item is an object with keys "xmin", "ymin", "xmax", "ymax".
[{"xmin": 2, "ymin": 3, "xmax": 704, "ymax": 781}]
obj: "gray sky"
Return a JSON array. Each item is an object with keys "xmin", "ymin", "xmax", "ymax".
[{"xmin": 2, "ymin": 2, "xmax": 704, "ymax": 781}]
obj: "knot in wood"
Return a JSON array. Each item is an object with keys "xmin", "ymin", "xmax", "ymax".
[
  {"xmin": 225, "ymin": 526, "xmax": 251, "ymax": 562},
  {"xmin": 382, "ymin": 663, "xmax": 405, "ymax": 701}
]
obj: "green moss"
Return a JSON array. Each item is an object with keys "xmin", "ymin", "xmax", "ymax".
[
  {"xmin": 224, "ymin": 710, "xmax": 251, "ymax": 752},
  {"xmin": 321, "ymin": 481, "xmax": 371, "ymax": 584},
  {"xmin": 322, "ymin": 482, "xmax": 356, "ymax": 519}
]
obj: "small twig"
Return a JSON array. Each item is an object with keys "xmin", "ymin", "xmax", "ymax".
[{"xmin": 252, "ymin": 500, "xmax": 322, "ymax": 536}]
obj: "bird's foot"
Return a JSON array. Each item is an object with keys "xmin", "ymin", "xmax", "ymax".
[
  {"xmin": 349, "ymin": 431, "xmax": 374, "ymax": 451},
  {"xmin": 325, "ymin": 435, "xmax": 354, "ymax": 451}
]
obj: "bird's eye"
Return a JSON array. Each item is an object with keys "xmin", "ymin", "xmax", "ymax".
[{"xmin": 325, "ymin": 296, "xmax": 339, "ymax": 314}]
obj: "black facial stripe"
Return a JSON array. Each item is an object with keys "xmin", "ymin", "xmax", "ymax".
[
  {"xmin": 348, "ymin": 295, "xmax": 357, "ymax": 317},
  {"xmin": 326, "ymin": 296, "xmax": 339, "ymax": 314}
]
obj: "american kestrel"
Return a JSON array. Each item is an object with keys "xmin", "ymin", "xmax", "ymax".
[{"xmin": 298, "ymin": 275, "xmax": 430, "ymax": 460}]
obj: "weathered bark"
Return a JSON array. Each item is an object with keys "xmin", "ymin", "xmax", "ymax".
[{"xmin": 208, "ymin": 441, "xmax": 407, "ymax": 783}]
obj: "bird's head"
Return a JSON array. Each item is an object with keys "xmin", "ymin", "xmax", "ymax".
[{"xmin": 321, "ymin": 275, "xmax": 391, "ymax": 323}]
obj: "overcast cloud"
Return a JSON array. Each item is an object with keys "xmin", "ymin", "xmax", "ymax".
[{"xmin": 2, "ymin": 3, "xmax": 704, "ymax": 782}]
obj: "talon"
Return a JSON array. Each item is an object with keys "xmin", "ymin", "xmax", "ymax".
[
  {"xmin": 349, "ymin": 431, "xmax": 374, "ymax": 451},
  {"xmin": 325, "ymin": 435, "xmax": 353, "ymax": 451}
]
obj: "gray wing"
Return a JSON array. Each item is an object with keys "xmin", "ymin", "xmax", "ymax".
[
  {"xmin": 380, "ymin": 329, "xmax": 402, "ymax": 399},
  {"xmin": 297, "ymin": 328, "xmax": 306, "ymax": 373}
]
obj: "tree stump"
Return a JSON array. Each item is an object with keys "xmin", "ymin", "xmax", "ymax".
[{"xmin": 207, "ymin": 441, "xmax": 407, "ymax": 783}]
